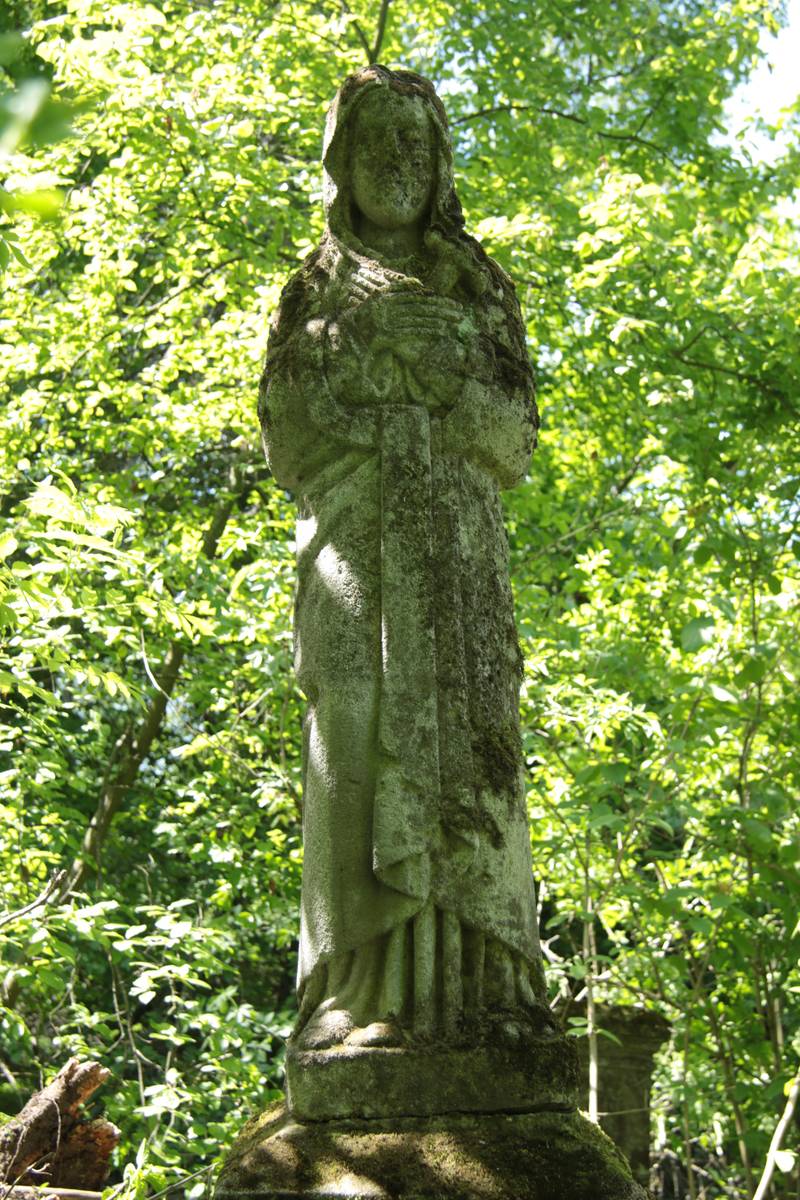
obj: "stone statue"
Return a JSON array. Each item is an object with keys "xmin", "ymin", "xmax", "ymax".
[
  {"xmin": 216, "ymin": 64, "xmax": 651, "ymax": 1200},
  {"xmin": 260, "ymin": 64, "xmax": 551, "ymax": 1063}
]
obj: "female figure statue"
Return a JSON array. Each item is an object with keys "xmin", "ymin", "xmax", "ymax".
[{"xmin": 260, "ymin": 66, "xmax": 550, "ymax": 1057}]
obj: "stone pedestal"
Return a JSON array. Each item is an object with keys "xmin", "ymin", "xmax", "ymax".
[
  {"xmin": 286, "ymin": 1034, "xmax": 579, "ymax": 1122},
  {"xmin": 216, "ymin": 1024, "xmax": 650, "ymax": 1196},
  {"xmin": 212, "ymin": 1013, "xmax": 653, "ymax": 1197},
  {"xmin": 216, "ymin": 1104, "xmax": 650, "ymax": 1199}
]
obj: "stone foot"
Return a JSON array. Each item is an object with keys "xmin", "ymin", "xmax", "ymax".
[
  {"xmin": 295, "ymin": 1007, "xmax": 354, "ymax": 1050},
  {"xmin": 345, "ymin": 1021, "xmax": 405, "ymax": 1048}
]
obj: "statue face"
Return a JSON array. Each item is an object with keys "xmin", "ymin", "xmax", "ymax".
[{"xmin": 350, "ymin": 89, "xmax": 435, "ymax": 231}]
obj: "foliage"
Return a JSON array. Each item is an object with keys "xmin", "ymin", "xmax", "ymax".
[{"xmin": 1, "ymin": 0, "xmax": 798, "ymax": 1196}]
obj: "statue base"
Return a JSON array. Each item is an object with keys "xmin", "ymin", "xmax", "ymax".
[
  {"xmin": 215, "ymin": 1103, "xmax": 650, "ymax": 1199},
  {"xmin": 285, "ymin": 1034, "xmax": 579, "ymax": 1121}
]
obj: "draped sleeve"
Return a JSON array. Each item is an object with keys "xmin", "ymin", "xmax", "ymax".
[
  {"xmin": 258, "ymin": 260, "xmax": 379, "ymax": 496},
  {"xmin": 441, "ymin": 278, "xmax": 537, "ymax": 490}
]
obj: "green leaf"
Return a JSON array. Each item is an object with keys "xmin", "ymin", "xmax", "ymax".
[
  {"xmin": 741, "ymin": 817, "xmax": 774, "ymax": 857},
  {"xmin": 680, "ymin": 616, "xmax": 715, "ymax": 652},
  {"xmin": 709, "ymin": 684, "xmax": 737, "ymax": 704},
  {"xmin": 735, "ymin": 657, "xmax": 767, "ymax": 686}
]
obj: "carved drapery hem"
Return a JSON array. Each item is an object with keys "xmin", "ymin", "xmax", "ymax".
[{"xmin": 296, "ymin": 901, "xmax": 547, "ymax": 1041}]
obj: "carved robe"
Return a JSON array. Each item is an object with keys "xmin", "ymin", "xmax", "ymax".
[{"xmin": 260, "ymin": 67, "xmax": 545, "ymax": 1032}]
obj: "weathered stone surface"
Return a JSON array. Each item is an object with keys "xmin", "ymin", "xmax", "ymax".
[
  {"xmin": 286, "ymin": 1034, "xmax": 579, "ymax": 1121},
  {"xmin": 217, "ymin": 61, "xmax": 650, "ymax": 1200},
  {"xmin": 574, "ymin": 1007, "xmax": 670, "ymax": 1186},
  {"xmin": 216, "ymin": 1104, "xmax": 650, "ymax": 1200},
  {"xmin": 260, "ymin": 64, "xmax": 548, "ymax": 1055}
]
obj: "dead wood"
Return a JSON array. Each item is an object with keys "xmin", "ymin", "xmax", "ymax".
[
  {"xmin": 0, "ymin": 1058, "xmax": 119, "ymax": 1191},
  {"xmin": 5, "ymin": 1189, "xmax": 102, "ymax": 1200}
]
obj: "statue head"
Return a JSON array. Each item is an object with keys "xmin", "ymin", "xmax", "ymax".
[
  {"xmin": 322, "ymin": 65, "xmax": 465, "ymax": 252},
  {"xmin": 350, "ymin": 88, "xmax": 435, "ymax": 233}
]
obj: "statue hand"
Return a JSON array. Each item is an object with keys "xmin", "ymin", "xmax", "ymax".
[
  {"xmin": 372, "ymin": 293, "xmax": 470, "ymax": 350},
  {"xmin": 366, "ymin": 293, "xmax": 476, "ymax": 410}
]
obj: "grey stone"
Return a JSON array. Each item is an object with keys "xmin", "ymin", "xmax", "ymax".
[
  {"xmin": 259, "ymin": 60, "xmax": 553, "ymax": 1105},
  {"xmin": 574, "ymin": 1007, "xmax": 670, "ymax": 1186},
  {"xmin": 215, "ymin": 1104, "xmax": 650, "ymax": 1200},
  {"xmin": 216, "ymin": 62, "xmax": 651, "ymax": 1200},
  {"xmin": 286, "ymin": 1036, "xmax": 579, "ymax": 1122}
]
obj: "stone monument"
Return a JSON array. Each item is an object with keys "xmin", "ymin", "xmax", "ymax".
[
  {"xmin": 216, "ymin": 65, "xmax": 650, "ymax": 1199},
  {"xmin": 573, "ymin": 1006, "xmax": 670, "ymax": 1187}
]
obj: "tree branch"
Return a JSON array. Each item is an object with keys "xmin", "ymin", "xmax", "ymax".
[
  {"xmin": 5, "ymin": 1189, "xmax": 102, "ymax": 1200},
  {"xmin": 670, "ymin": 349, "xmax": 787, "ymax": 402},
  {"xmin": 338, "ymin": 0, "xmax": 372, "ymax": 61},
  {"xmin": 0, "ymin": 872, "xmax": 67, "ymax": 933},
  {"xmin": 369, "ymin": 0, "xmax": 391, "ymax": 62},
  {"xmin": 452, "ymin": 102, "xmax": 677, "ymax": 165},
  {"xmin": 128, "ymin": 255, "xmax": 244, "ymax": 317},
  {"xmin": 60, "ymin": 478, "xmax": 246, "ymax": 898},
  {"xmin": 752, "ymin": 1065, "xmax": 800, "ymax": 1200}
]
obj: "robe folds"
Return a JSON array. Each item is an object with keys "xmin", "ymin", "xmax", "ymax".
[
  {"xmin": 261, "ymin": 256, "xmax": 545, "ymax": 1018},
  {"xmin": 260, "ymin": 64, "xmax": 546, "ymax": 1030}
]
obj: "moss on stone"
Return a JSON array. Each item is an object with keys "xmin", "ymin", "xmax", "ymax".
[{"xmin": 216, "ymin": 1105, "xmax": 651, "ymax": 1199}]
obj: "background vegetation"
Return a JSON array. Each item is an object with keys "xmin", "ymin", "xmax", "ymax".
[{"xmin": 1, "ymin": 0, "xmax": 798, "ymax": 1196}]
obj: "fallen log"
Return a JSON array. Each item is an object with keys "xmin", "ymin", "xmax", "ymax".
[
  {"xmin": 0, "ymin": 1058, "xmax": 119, "ymax": 1191},
  {"xmin": 3, "ymin": 1189, "xmax": 102, "ymax": 1200}
]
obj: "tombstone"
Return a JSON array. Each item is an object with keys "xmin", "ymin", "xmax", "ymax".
[
  {"xmin": 574, "ymin": 1007, "xmax": 671, "ymax": 1187},
  {"xmin": 216, "ymin": 65, "xmax": 650, "ymax": 1200}
]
